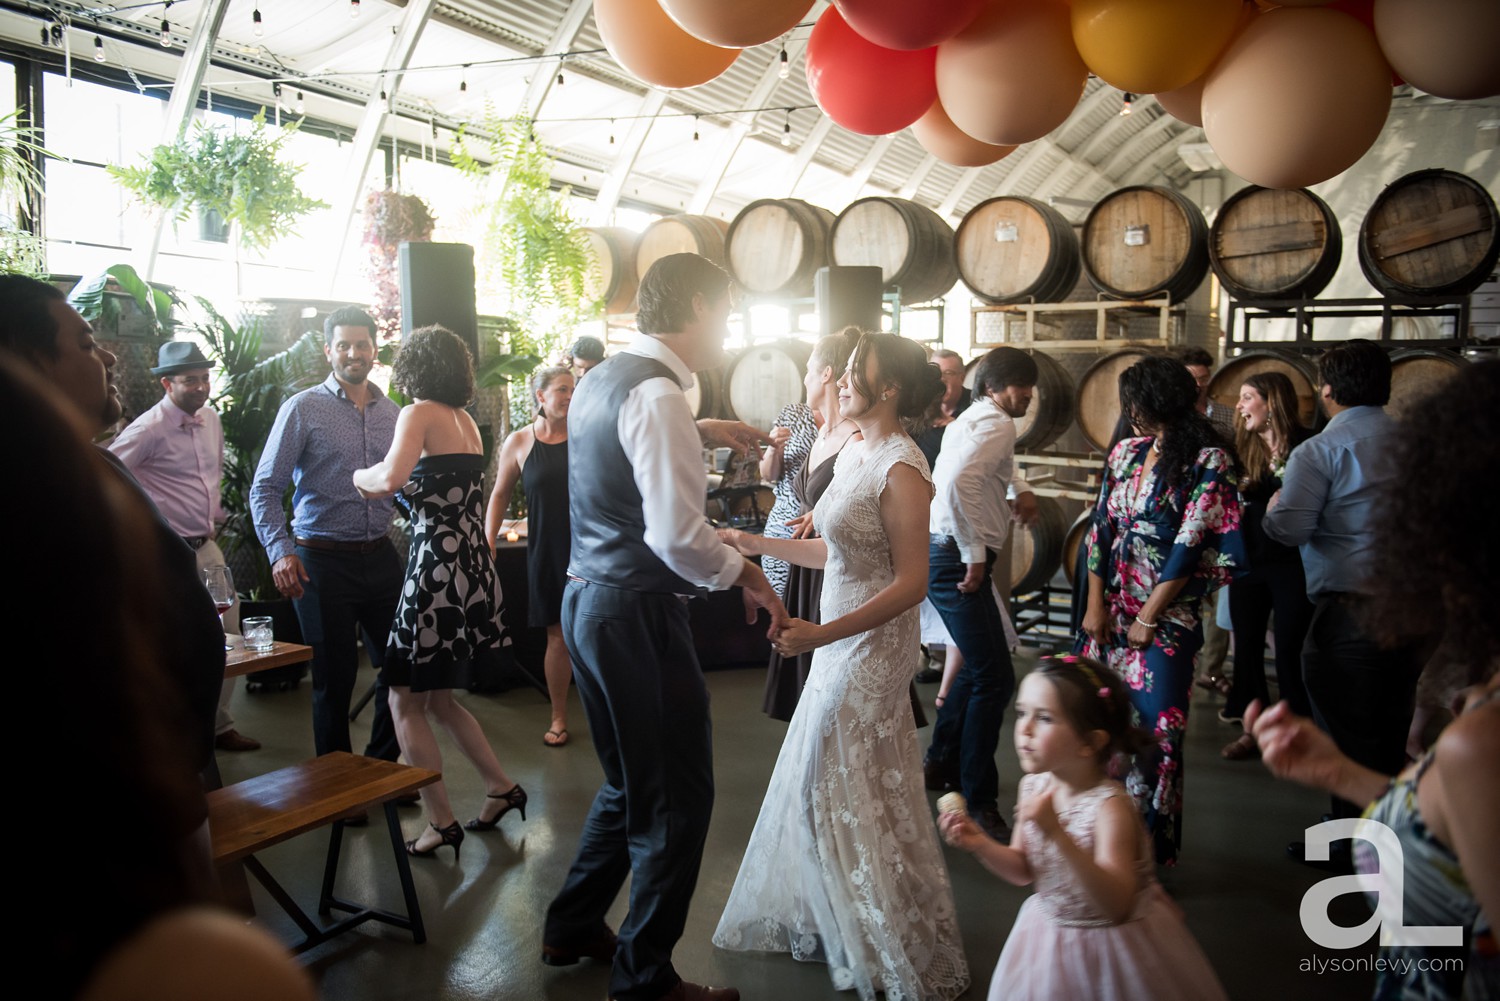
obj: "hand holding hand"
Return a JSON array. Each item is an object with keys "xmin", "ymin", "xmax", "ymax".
[
  {"xmin": 718, "ymin": 527, "xmax": 760, "ymax": 556},
  {"xmin": 773, "ymin": 618, "xmax": 827, "ymax": 657},
  {"xmin": 699, "ymin": 419, "xmax": 772, "ymax": 457},
  {"xmin": 767, "ymin": 426, "xmax": 792, "ymax": 450}
]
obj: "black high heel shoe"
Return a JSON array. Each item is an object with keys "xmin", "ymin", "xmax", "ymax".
[
  {"xmin": 465, "ymin": 784, "xmax": 528, "ymax": 831},
  {"xmin": 406, "ymin": 820, "xmax": 464, "ymax": 860}
]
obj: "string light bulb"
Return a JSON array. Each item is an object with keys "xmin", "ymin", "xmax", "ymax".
[
  {"xmin": 460, "ymin": 64, "xmax": 468, "ymax": 94},
  {"xmin": 94, "ymin": 34, "xmax": 105, "ymax": 62},
  {"xmin": 272, "ymin": 81, "xmax": 283, "ymax": 105},
  {"xmin": 608, "ymin": 119, "xmax": 615, "ymax": 145},
  {"xmin": 693, "ymin": 115, "xmax": 700, "ymax": 142},
  {"xmin": 778, "ymin": 46, "xmax": 790, "ymax": 80},
  {"xmin": 557, "ymin": 70, "xmax": 564, "ymax": 86},
  {"xmin": 781, "ymin": 109, "xmax": 792, "ymax": 148},
  {"xmin": 160, "ymin": 3, "xmax": 172, "ymax": 47},
  {"xmin": 295, "ymin": 90, "xmax": 305, "ymax": 114},
  {"xmin": 252, "ymin": 7, "xmax": 263, "ymax": 37},
  {"xmin": 1119, "ymin": 92, "xmax": 1134, "ymax": 117},
  {"xmin": 350, "ymin": 0, "xmax": 361, "ymax": 17}
]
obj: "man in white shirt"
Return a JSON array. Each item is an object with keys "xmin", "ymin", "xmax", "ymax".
[
  {"xmin": 922, "ymin": 347, "xmax": 1038, "ymax": 843},
  {"xmin": 542, "ymin": 254, "xmax": 786, "ymax": 1001},
  {"xmin": 110, "ymin": 341, "xmax": 260, "ymax": 752}
]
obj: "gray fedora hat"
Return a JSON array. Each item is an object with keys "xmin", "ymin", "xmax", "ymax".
[{"xmin": 152, "ymin": 341, "xmax": 217, "ymax": 376}]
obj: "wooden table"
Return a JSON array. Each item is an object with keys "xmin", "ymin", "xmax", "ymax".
[{"xmin": 224, "ymin": 635, "xmax": 314, "ymax": 679}]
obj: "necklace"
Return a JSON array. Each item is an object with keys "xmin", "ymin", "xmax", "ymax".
[{"xmin": 820, "ymin": 416, "xmax": 851, "ymax": 440}]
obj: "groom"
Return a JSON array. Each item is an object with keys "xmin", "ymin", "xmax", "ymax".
[{"xmin": 542, "ymin": 253, "xmax": 788, "ymax": 1001}]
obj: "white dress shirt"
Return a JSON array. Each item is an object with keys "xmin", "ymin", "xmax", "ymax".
[
  {"xmin": 929, "ymin": 397, "xmax": 1033, "ymax": 564},
  {"xmin": 108, "ymin": 395, "xmax": 223, "ymax": 539},
  {"xmin": 616, "ymin": 333, "xmax": 743, "ymax": 591}
]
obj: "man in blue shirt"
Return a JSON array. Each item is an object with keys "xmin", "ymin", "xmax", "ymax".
[
  {"xmin": 251, "ymin": 307, "xmax": 401, "ymax": 770},
  {"xmin": 1263, "ymin": 339, "xmax": 1423, "ymax": 864}
]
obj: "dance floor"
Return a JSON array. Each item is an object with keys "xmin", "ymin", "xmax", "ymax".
[{"xmin": 218, "ymin": 650, "xmax": 1375, "ymax": 1001}]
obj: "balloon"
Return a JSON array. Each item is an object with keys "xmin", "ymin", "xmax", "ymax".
[
  {"xmin": 1152, "ymin": 2, "xmax": 1264, "ymax": 127},
  {"xmin": 1374, "ymin": 0, "xmax": 1500, "ymax": 99},
  {"xmin": 1325, "ymin": 0, "xmax": 1402, "ymax": 84},
  {"xmin": 595, "ymin": 0, "xmax": 740, "ymax": 90},
  {"xmin": 1204, "ymin": 7, "xmax": 1392, "ymax": 188},
  {"xmin": 833, "ymin": 0, "xmax": 987, "ymax": 51},
  {"xmin": 1071, "ymin": 0, "xmax": 1243, "ymax": 94},
  {"xmin": 910, "ymin": 99, "xmax": 1016, "ymax": 167},
  {"xmin": 936, "ymin": 0, "xmax": 1088, "ymax": 147},
  {"xmin": 806, "ymin": 6, "xmax": 938, "ymax": 135},
  {"xmin": 659, "ymin": 0, "xmax": 813, "ymax": 48}
]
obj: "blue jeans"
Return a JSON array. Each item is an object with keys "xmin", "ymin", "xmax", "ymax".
[{"xmin": 923, "ymin": 539, "xmax": 1015, "ymax": 812}]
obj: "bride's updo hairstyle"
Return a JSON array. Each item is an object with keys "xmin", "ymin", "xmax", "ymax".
[{"xmin": 848, "ymin": 332, "xmax": 945, "ymax": 435}]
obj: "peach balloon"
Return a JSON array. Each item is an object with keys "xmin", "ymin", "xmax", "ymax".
[
  {"xmin": 1204, "ymin": 7, "xmax": 1392, "ymax": 188},
  {"xmin": 659, "ymin": 0, "xmax": 813, "ymax": 48},
  {"xmin": 595, "ymin": 0, "xmax": 740, "ymax": 89},
  {"xmin": 1071, "ymin": 0, "xmax": 1243, "ymax": 94},
  {"xmin": 1373, "ymin": 0, "xmax": 1500, "ymax": 100},
  {"xmin": 911, "ymin": 99, "xmax": 1017, "ymax": 168},
  {"xmin": 936, "ymin": 0, "xmax": 1088, "ymax": 147},
  {"xmin": 1152, "ymin": 2, "xmax": 1264, "ymax": 127}
]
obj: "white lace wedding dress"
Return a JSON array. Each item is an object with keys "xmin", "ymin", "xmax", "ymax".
[{"xmin": 714, "ymin": 434, "xmax": 970, "ymax": 1001}]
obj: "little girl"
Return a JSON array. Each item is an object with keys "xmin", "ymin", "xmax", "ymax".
[{"xmin": 939, "ymin": 655, "xmax": 1228, "ymax": 1001}]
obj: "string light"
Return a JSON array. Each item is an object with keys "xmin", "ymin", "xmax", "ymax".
[
  {"xmin": 556, "ymin": 70, "xmax": 564, "ymax": 86},
  {"xmin": 252, "ymin": 7, "xmax": 263, "ymax": 38},
  {"xmin": 272, "ymin": 81, "xmax": 283, "ymax": 104},
  {"xmin": 94, "ymin": 34, "xmax": 105, "ymax": 62},
  {"xmin": 608, "ymin": 118, "xmax": 615, "ymax": 145},
  {"xmin": 1119, "ymin": 92, "xmax": 1134, "ymax": 117},
  {"xmin": 693, "ymin": 114, "xmax": 699, "ymax": 141},
  {"xmin": 295, "ymin": 90, "xmax": 305, "ymax": 114},
  {"xmin": 160, "ymin": 2, "xmax": 172, "ymax": 47},
  {"xmin": 778, "ymin": 46, "xmax": 789, "ymax": 80},
  {"xmin": 460, "ymin": 64, "xmax": 468, "ymax": 93},
  {"xmin": 782, "ymin": 109, "xmax": 792, "ymax": 147},
  {"xmin": 350, "ymin": 0, "xmax": 361, "ymax": 17}
]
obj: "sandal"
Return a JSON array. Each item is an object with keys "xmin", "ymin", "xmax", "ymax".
[
  {"xmin": 543, "ymin": 727, "xmax": 569, "ymax": 748},
  {"xmin": 1195, "ymin": 673, "xmax": 1232, "ymax": 697},
  {"xmin": 1221, "ymin": 734, "xmax": 1260, "ymax": 761}
]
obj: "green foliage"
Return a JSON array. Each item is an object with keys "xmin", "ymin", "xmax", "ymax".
[
  {"xmin": 361, "ymin": 190, "xmax": 437, "ymax": 342},
  {"xmin": 0, "ymin": 107, "xmax": 51, "ymax": 211},
  {"xmin": 68, "ymin": 263, "xmax": 178, "ymax": 338},
  {"xmin": 108, "ymin": 110, "xmax": 328, "ymax": 253}
]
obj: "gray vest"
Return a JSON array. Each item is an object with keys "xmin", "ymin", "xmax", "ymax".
[{"xmin": 567, "ymin": 351, "xmax": 704, "ymax": 595}]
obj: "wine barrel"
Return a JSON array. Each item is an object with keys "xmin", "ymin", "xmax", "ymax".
[
  {"xmin": 1209, "ymin": 186, "xmax": 1341, "ymax": 300},
  {"xmin": 1011, "ymin": 494, "xmax": 1066, "ymax": 595},
  {"xmin": 723, "ymin": 340, "xmax": 812, "ymax": 432},
  {"xmin": 683, "ymin": 364, "xmax": 724, "ymax": 421},
  {"xmin": 955, "ymin": 197, "xmax": 1082, "ymax": 304},
  {"xmin": 963, "ymin": 349, "xmax": 1075, "ymax": 451},
  {"xmin": 830, "ymin": 196, "xmax": 959, "ymax": 305},
  {"xmin": 1061, "ymin": 511, "xmax": 1092, "ymax": 588},
  {"xmin": 1208, "ymin": 349, "xmax": 1320, "ymax": 429},
  {"xmin": 1388, "ymin": 348, "xmax": 1467, "ymax": 420},
  {"xmin": 1359, "ymin": 168, "xmax": 1500, "ymax": 298},
  {"xmin": 1082, "ymin": 185, "xmax": 1210, "ymax": 303},
  {"xmin": 582, "ymin": 227, "xmax": 640, "ymax": 314},
  {"xmin": 1075, "ymin": 348, "xmax": 1158, "ymax": 453},
  {"xmin": 636, "ymin": 214, "xmax": 730, "ymax": 279},
  {"xmin": 726, "ymin": 198, "xmax": 836, "ymax": 297}
]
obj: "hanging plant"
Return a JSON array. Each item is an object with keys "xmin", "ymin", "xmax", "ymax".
[
  {"xmin": 108, "ymin": 110, "xmax": 328, "ymax": 253},
  {"xmin": 360, "ymin": 190, "xmax": 437, "ymax": 342}
]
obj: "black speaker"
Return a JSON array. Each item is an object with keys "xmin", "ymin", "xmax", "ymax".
[
  {"xmin": 399, "ymin": 242, "xmax": 479, "ymax": 359},
  {"xmin": 815, "ymin": 265, "xmax": 884, "ymax": 337}
]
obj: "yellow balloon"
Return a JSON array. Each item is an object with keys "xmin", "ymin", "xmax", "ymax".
[
  {"xmin": 1072, "ymin": 0, "xmax": 1244, "ymax": 94},
  {"xmin": 595, "ymin": 0, "xmax": 740, "ymax": 90}
]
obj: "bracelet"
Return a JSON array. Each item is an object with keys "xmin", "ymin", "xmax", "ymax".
[{"xmin": 1134, "ymin": 615, "xmax": 1158, "ymax": 629}]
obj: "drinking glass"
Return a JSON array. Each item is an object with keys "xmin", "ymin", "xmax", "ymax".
[{"xmin": 202, "ymin": 564, "xmax": 236, "ymax": 652}]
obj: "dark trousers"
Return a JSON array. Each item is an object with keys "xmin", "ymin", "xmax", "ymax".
[
  {"xmin": 546, "ymin": 580, "xmax": 714, "ymax": 1001},
  {"xmin": 1302, "ymin": 593, "xmax": 1422, "ymax": 820},
  {"xmin": 1227, "ymin": 562, "xmax": 1314, "ymax": 718},
  {"xmin": 291, "ymin": 541, "xmax": 401, "ymax": 760},
  {"xmin": 923, "ymin": 540, "xmax": 1016, "ymax": 812}
]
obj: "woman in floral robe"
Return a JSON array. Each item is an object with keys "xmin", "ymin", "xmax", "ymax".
[{"xmin": 1081, "ymin": 355, "xmax": 1247, "ymax": 866}]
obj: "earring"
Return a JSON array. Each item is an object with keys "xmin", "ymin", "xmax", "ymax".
[{"xmin": 881, "ymin": 391, "xmax": 890, "ymax": 401}]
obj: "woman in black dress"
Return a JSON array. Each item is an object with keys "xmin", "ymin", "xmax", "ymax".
[
  {"xmin": 486, "ymin": 365, "xmax": 576, "ymax": 747},
  {"xmin": 355, "ymin": 326, "xmax": 526, "ymax": 859}
]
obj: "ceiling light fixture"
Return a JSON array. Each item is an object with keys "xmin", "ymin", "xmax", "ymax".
[
  {"xmin": 781, "ymin": 108, "xmax": 792, "ymax": 147},
  {"xmin": 350, "ymin": 0, "xmax": 361, "ymax": 18},
  {"xmin": 253, "ymin": 7, "xmax": 263, "ymax": 38},
  {"xmin": 295, "ymin": 90, "xmax": 305, "ymax": 114},
  {"xmin": 94, "ymin": 34, "xmax": 105, "ymax": 62},
  {"xmin": 778, "ymin": 46, "xmax": 789, "ymax": 80},
  {"xmin": 460, "ymin": 64, "xmax": 468, "ymax": 93},
  {"xmin": 1119, "ymin": 92, "xmax": 1134, "ymax": 117},
  {"xmin": 160, "ymin": 2, "xmax": 172, "ymax": 46}
]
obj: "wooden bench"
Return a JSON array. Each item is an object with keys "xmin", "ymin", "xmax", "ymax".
[{"xmin": 208, "ymin": 752, "xmax": 440, "ymax": 953}]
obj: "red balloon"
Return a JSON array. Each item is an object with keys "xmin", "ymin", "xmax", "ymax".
[
  {"xmin": 806, "ymin": 6, "xmax": 938, "ymax": 135},
  {"xmin": 832, "ymin": 0, "xmax": 987, "ymax": 50}
]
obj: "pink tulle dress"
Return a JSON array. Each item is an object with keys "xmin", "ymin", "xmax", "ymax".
[{"xmin": 988, "ymin": 773, "xmax": 1228, "ymax": 1001}]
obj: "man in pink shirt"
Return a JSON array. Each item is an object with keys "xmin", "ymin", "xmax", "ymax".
[{"xmin": 110, "ymin": 341, "xmax": 260, "ymax": 752}]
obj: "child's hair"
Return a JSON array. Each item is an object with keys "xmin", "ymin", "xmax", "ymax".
[{"xmin": 1032, "ymin": 655, "xmax": 1155, "ymax": 765}]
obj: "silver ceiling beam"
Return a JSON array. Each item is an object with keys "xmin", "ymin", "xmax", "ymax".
[
  {"xmin": 783, "ymin": 116, "xmax": 835, "ymax": 197},
  {"xmin": 688, "ymin": 55, "xmax": 789, "ymax": 215},
  {"xmin": 520, "ymin": 0, "xmax": 593, "ymax": 117},
  {"xmin": 845, "ymin": 134, "xmax": 897, "ymax": 201},
  {"xmin": 898, "ymin": 153, "xmax": 939, "ymax": 199},
  {"xmin": 590, "ymin": 89, "xmax": 669, "ymax": 224}
]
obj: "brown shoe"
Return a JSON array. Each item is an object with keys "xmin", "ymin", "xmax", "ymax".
[
  {"xmin": 214, "ymin": 729, "xmax": 261, "ymax": 752},
  {"xmin": 541, "ymin": 924, "xmax": 618, "ymax": 967},
  {"xmin": 611, "ymin": 981, "xmax": 740, "ymax": 1001}
]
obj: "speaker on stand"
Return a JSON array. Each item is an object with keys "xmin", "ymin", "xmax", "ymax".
[
  {"xmin": 398, "ymin": 241, "xmax": 479, "ymax": 359},
  {"xmin": 815, "ymin": 264, "xmax": 884, "ymax": 336}
]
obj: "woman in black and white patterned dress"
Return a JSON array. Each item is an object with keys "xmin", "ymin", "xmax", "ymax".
[{"xmin": 354, "ymin": 325, "xmax": 527, "ymax": 861}]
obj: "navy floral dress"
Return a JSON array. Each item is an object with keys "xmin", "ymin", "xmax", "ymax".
[
  {"xmin": 382, "ymin": 453, "xmax": 512, "ymax": 691},
  {"xmin": 1080, "ymin": 437, "xmax": 1247, "ymax": 865}
]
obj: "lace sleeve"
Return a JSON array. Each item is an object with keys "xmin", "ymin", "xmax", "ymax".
[{"xmin": 879, "ymin": 436, "xmax": 935, "ymax": 499}]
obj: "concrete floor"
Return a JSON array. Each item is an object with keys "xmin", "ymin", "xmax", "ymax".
[{"xmin": 217, "ymin": 649, "xmax": 1376, "ymax": 1001}]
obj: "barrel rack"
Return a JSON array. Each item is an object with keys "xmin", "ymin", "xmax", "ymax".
[
  {"xmin": 969, "ymin": 296, "xmax": 1187, "ymax": 351},
  {"xmin": 736, "ymin": 289, "xmax": 946, "ymax": 343},
  {"xmin": 1224, "ymin": 294, "xmax": 1473, "ymax": 351},
  {"xmin": 1006, "ymin": 451, "xmax": 1104, "ymax": 646}
]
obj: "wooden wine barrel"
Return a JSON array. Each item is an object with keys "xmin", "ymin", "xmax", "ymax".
[
  {"xmin": 1075, "ymin": 348, "xmax": 1157, "ymax": 453},
  {"xmin": 1388, "ymin": 348, "xmax": 1468, "ymax": 420},
  {"xmin": 723, "ymin": 340, "xmax": 812, "ymax": 432},
  {"xmin": 1208, "ymin": 349, "xmax": 1320, "ymax": 429},
  {"xmin": 956, "ymin": 197, "xmax": 1082, "ymax": 305},
  {"xmin": 830, "ymin": 196, "xmax": 959, "ymax": 305},
  {"xmin": 726, "ymin": 198, "xmax": 836, "ymax": 297},
  {"xmin": 1082, "ymin": 186, "xmax": 1210, "ymax": 303},
  {"xmin": 1061, "ymin": 511, "xmax": 1092, "ymax": 588},
  {"xmin": 582, "ymin": 227, "xmax": 640, "ymax": 314},
  {"xmin": 1011, "ymin": 494, "xmax": 1066, "ymax": 595},
  {"xmin": 636, "ymin": 214, "xmax": 730, "ymax": 279},
  {"xmin": 1359, "ymin": 169, "xmax": 1500, "ymax": 298},
  {"xmin": 1209, "ymin": 186, "xmax": 1341, "ymax": 300},
  {"xmin": 963, "ymin": 349, "xmax": 1075, "ymax": 451},
  {"xmin": 683, "ymin": 364, "xmax": 724, "ymax": 421}
]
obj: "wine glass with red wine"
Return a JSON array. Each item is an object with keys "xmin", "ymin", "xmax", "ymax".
[{"xmin": 202, "ymin": 564, "xmax": 236, "ymax": 651}]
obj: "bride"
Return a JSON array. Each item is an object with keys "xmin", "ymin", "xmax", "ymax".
[{"xmin": 714, "ymin": 333, "xmax": 970, "ymax": 1001}]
